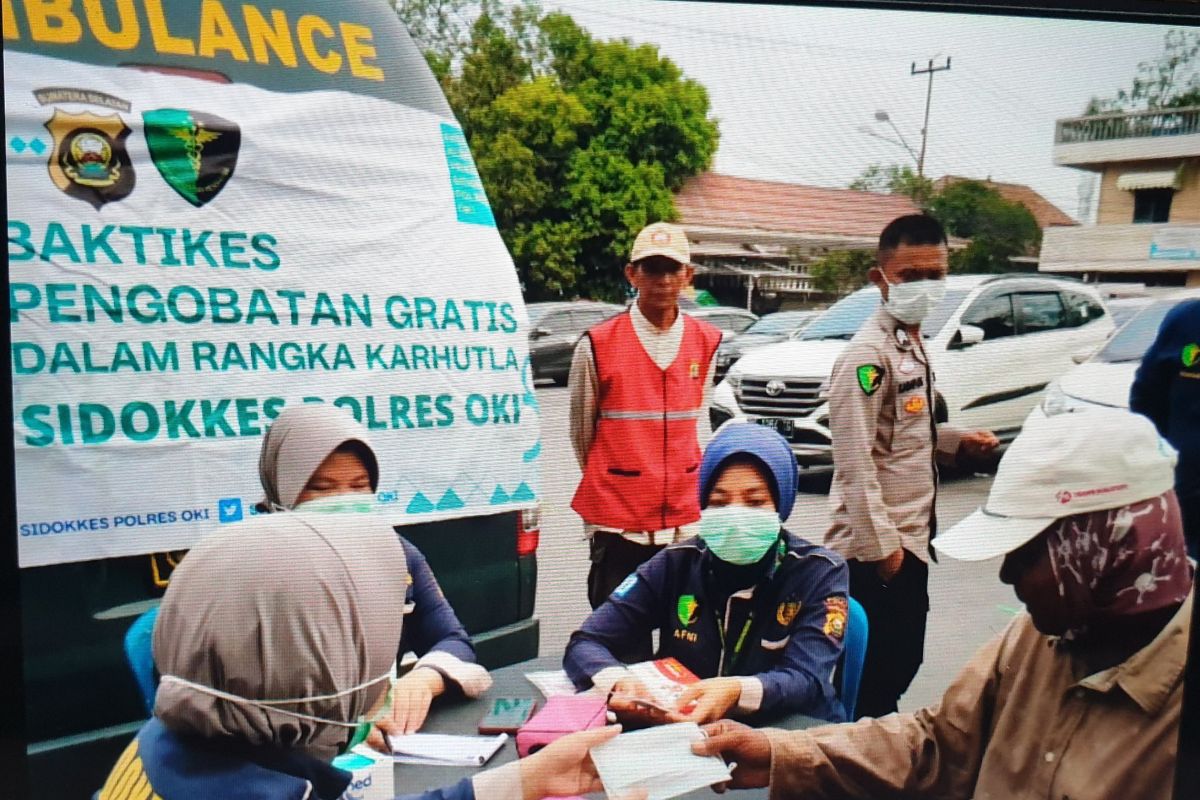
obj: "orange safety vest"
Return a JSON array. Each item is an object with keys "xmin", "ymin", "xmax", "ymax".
[{"xmin": 572, "ymin": 311, "xmax": 722, "ymax": 532}]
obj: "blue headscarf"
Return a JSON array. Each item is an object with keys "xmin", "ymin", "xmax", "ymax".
[{"xmin": 699, "ymin": 422, "xmax": 798, "ymax": 520}]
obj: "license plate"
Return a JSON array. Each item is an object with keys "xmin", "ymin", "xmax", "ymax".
[{"xmin": 755, "ymin": 417, "xmax": 794, "ymax": 436}]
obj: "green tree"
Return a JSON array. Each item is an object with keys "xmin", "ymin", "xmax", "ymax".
[
  {"xmin": 807, "ymin": 249, "xmax": 875, "ymax": 296},
  {"xmin": 928, "ymin": 180, "xmax": 1041, "ymax": 274},
  {"xmin": 1085, "ymin": 28, "xmax": 1200, "ymax": 114},
  {"xmin": 849, "ymin": 163, "xmax": 934, "ymax": 204},
  {"xmin": 395, "ymin": 2, "xmax": 719, "ymax": 300}
]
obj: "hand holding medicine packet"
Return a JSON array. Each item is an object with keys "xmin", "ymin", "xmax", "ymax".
[{"xmin": 588, "ymin": 722, "xmax": 732, "ymax": 800}]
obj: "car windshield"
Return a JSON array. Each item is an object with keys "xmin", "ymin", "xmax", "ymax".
[
  {"xmin": 743, "ymin": 312, "xmax": 809, "ymax": 335},
  {"xmin": 526, "ymin": 305, "xmax": 555, "ymax": 324},
  {"xmin": 1094, "ymin": 299, "xmax": 1182, "ymax": 363},
  {"xmin": 799, "ymin": 286, "xmax": 968, "ymax": 341}
]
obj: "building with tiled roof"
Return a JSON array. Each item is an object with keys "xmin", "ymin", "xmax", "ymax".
[{"xmin": 673, "ymin": 173, "xmax": 928, "ymax": 310}]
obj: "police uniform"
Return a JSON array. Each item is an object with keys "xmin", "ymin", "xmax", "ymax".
[
  {"xmin": 825, "ymin": 306, "xmax": 964, "ymax": 718},
  {"xmin": 1130, "ymin": 298, "xmax": 1200, "ymax": 559},
  {"xmin": 562, "ymin": 530, "xmax": 849, "ymax": 723}
]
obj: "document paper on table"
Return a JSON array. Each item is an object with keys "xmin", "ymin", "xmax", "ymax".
[
  {"xmin": 589, "ymin": 723, "xmax": 732, "ymax": 800},
  {"xmin": 390, "ymin": 733, "xmax": 508, "ymax": 766},
  {"xmin": 524, "ymin": 669, "xmax": 586, "ymax": 698}
]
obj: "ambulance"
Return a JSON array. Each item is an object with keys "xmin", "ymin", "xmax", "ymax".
[{"xmin": 5, "ymin": 1, "xmax": 541, "ymax": 794}]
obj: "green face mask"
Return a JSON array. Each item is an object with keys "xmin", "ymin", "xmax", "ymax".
[
  {"xmin": 698, "ymin": 505, "xmax": 781, "ymax": 565},
  {"xmin": 293, "ymin": 494, "xmax": 379, "ymax": 514}
]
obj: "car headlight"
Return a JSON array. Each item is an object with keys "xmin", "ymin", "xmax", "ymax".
[{"xmin": 1041, "ymin": 382, "xmax": 1083, "ymax": 417}]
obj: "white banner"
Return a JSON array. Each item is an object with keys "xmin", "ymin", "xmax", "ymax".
[{"xmin": 7, "ymin": 50, "xmax": 541, "ymax": 567}]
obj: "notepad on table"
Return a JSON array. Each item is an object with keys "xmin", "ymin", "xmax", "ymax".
[{"xmin": 389, "ymin": 733, "xmax": 508, "ymax": 766}]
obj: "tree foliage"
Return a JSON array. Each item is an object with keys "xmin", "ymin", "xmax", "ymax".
[
  {"xmin": 929, "ymin": 180, "xmax": 1041, "ymax": 274},
  {"xmin": 848, "ymin": 163, "xmax": 933, "ymax": 204},
  {"xmin": 807, "ymin": 250, "xmax": 875, "ymax": 296},
  {"xmin": 395, "ymin": 1, "xmax": 719, "ymax": 300},
  {"xmin": 1085, "ymin": 28, "xmax": 1200, "ymax": 114}
]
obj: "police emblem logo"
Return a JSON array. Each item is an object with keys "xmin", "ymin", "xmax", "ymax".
[
  {"xmin": 677, "ymin": 594, "xmax": 699, "ymax": 627},
  {"xmin": 1183, "ymin": 343, "xmax": 1200, "ymax": 369},
  {"xmin": 856, "ymin": 364, "xmax": 884, "ymax": 396},
  {"xmin": 44, "ymin": 109, "xmax": 135, "ymax": 209},
  {"xmin": 905, "ymin": 395, "xmax": 926, "ymax": 414},
  {"xmin": 894, "ymin": 327, "xmax": 911, "ymax": 347},
  {"xmin": 823, "ymin": 596, "xmax": 848, "ymax": 640},
  {"xmin": 776, "ymin": 600, "xmax": 801, "ymax": 626},
  {"xmin": 143, "ymin": 108, "xmax": 241, "ymax": 207}
]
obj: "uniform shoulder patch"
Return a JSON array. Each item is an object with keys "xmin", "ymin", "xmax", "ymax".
[
  {"xmin": 776, "ymin": 600, "xmax": 801, "ymax": 626},
  {"xmin": 823, "ymin": 596, "xmax": 848, "ymax": 640},
  {"xmin": 1182, "ymin": 343, "xmax": 1199, "ymax": 368},
  {"xmin": 612, "ymin": 573, "xmax": 638, "ymax": 599},
  {"xmin": 856, "ymin": 364, "xmax": 885, "ymax": 396}
]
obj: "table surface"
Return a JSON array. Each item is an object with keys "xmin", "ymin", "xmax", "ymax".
[{"xmin": 391, "ymin": 656, "xmax": 823, "ymax": 800}]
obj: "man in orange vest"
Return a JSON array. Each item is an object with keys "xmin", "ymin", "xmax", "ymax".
[{"xmin": 569, "ymin": 221, "xmax": 724, "ymax": 612}]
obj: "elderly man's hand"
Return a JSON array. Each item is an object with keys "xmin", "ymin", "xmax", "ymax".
[{"xmin": 691, "ymin": 720, "xmax": 773, "ymax": 791}]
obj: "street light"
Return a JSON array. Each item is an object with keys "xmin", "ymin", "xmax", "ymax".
[{"xmin": 864, "ymin": 110, "xmax": 920, "ymax": 170}]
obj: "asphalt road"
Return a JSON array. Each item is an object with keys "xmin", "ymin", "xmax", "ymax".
[{"xmin": 531, "ymin": 383, "xmax": 1020, "ymax": 713}]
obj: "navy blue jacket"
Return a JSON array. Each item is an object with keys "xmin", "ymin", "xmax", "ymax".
[
  {"xmin": 563, "ymin": 530, "xmax": 849, "ymax": 723},
  {"xmin": 1130, "ymin": 299, "xmax": 1200, "ymax": 500},
  {"xmin": 95, "ymin": 718, "xmax": 474, "ymax": 800},
  {"xmin": 399, "ymin": 537, "xmax": 476, "ymax": 666}
]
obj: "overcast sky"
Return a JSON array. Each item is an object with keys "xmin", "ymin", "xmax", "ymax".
[{"xmin": 543, "ymin": 0, "xmax": 1176, "ymax": 221}]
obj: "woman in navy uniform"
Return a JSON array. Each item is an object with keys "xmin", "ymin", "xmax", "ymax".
[{"xmin": 564, "ymin": 422, "xmax": 850, "ymax": 724}]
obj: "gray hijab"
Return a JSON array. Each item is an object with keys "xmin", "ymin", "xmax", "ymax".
[
  {"xmin": 257, "ymin": 404, "xmax": 379, "ymax": 511},
  {"xmin": 152, "ymin": 513, "xmax": 407, "ymax": 760}
]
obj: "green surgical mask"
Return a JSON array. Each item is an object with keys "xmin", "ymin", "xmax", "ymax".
[
  {"xmin": 698, "ymin": 505, "xmax": 781, "ymax": 565},
  {"xmin": 293, "ymin": 494, "xmax": 379, "ymax": 514}
]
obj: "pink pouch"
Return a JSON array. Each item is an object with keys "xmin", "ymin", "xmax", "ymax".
[{"xmin": 515, "ymin": 695, "xmax": 607, "ymax": 757}]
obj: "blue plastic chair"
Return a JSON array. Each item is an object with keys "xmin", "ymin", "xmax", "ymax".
[
  {"xmin": 839, "ymin": 597, "xmax": 869, "ymax": 721},
  {"xmin": 124, "ymin": 606, "xmax": 161, "ymax": 715}
]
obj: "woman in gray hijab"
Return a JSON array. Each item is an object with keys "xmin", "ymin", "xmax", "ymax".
[
  {"xmin": 95, "ymin": 513, "xmax": 619, "ymax": 800},
  {"xmin": 255, "ymin": 403, "xmax": 491, "ymax": 738}
]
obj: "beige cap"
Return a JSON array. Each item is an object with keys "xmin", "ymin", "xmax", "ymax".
[
  {"xmin": 934, "ymin": 407, "xmax": 1178, "ymax": 562},
  {"xmin": 630, "ymin": 222, "xmax": 690, "ymax": 265}
]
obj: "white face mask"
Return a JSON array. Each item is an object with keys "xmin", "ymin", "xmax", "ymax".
[
  {"xmin": 159, "ymin": 672, "xmax": 392, "ymax": 752},
  {"xmin": 882, "ymin": 277, "xmax": 946, "ymax": 325}
]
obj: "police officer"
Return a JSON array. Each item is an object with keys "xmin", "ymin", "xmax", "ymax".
[
  {"xmin": 563, "ymin": 423, "xmax": 849, "ymax": 725},
  {"xmin": 825, "ymin": 214, "xmax": 998, "ymax": 719},
  {"xmin": 569, "ymin": 222, "xmax": 723, "ymax": 613},
  {"xmin": 1130, "ymin": 297, "xmax": 1200, "ymax": 559}
]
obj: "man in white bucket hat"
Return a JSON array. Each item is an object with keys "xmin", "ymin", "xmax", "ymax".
[{"xmin": 693, "ymin": 407, "xmax": 1193, "ymax": 800}]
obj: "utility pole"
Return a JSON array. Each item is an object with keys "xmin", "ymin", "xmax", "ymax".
[{"xmin": 911, "ymin": 56, "xmax": 951, "ymax": 178}]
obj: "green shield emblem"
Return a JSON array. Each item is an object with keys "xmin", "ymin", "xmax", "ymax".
[
  {"xmin": 142, "ymin": 108, "xmax": 240, "ymax": 207},
  {"xmin": 676, "ymin": 594, "xmax": 699, "ymax": 627},
  {"xmin": 1183, "ymin": 343, "xmax": 1200, "ymax": 368},
  {"xmin": 856, "ymin": 364, "xmax": 884, "ymax": 395}
]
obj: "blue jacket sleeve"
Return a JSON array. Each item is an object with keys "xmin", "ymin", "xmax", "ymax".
[
  {"xmin": 397, "ymin": 538, "xmax": 476, "ymax": 664},
  {"xmin": 563, "ymin": 552, "xmax": 670, "ymax": 690},
  {"xmin": 755, "ymin": 554, "xmax": 849, "ymax": 722},
  {"xmin": 396, "ymin": 777, "xmax": 475, "ymax": 800},
  {"xmin": 1130, "ymin": 303, "xmax": 1185, "ymax": 434}
]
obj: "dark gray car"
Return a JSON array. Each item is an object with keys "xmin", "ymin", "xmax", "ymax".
[
  {"xmin": 714, "ymin": 310, "xmax": 819, "ymax": 381},
  {"xmin": 528, "ymin": 302, "xmax": 625, "ymax": 385}
]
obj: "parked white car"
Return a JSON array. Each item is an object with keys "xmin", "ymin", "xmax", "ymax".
[
  {"xmin": 1039, "ymin": 289, "xmax": 1200, "ymax": 416},
  {"xmin": 710, "ymin": 274, "xmax": 1115, "ymax": 466}
]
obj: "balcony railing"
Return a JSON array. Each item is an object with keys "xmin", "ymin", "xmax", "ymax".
[{"xmin": 1055, "ymin": 107, "xmax": 1200, "ymax": 145}]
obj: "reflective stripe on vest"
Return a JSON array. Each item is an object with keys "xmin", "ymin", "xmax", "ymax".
[{"xmin": 599, "ymin": 410, "xmax": 701, "ymax": 420}]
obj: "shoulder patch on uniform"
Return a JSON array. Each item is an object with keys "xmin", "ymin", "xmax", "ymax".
[
  {"xmin": 823, "ymin": 596, "xmax": 848, "ymax": 640},
  {"xmin": 1182, "ymin": 343, "xmax": 1199, "ymax": 368},
  {"xmin": 856, "ymin": 364, "xmax": 884, "ymax": 396},
  {"xmin": 612, "ymin": 573, "xmax": 638, "ymax": 599}
]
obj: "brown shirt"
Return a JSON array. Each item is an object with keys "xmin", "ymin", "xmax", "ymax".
[
  {"xmin": 764, "ymin": 590, "xmax": 1191, "ymax": 800},
  {"xmin": 825, "ymin": 308, "xmax": 963, "ymax": 563}
]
